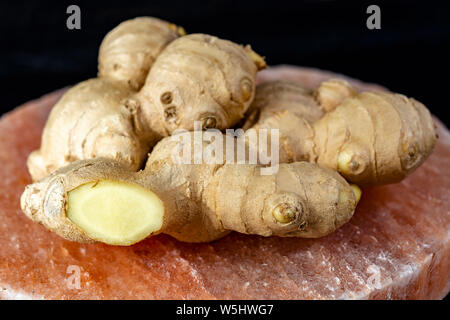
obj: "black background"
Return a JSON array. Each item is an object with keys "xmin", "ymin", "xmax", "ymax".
[
  {"xmin": 0, "ymin": 0, "xmax": 449, "ymax": 301},
  {"xmin": 0, "ymin": 0, "xmax": 449, "ymax": 125}
]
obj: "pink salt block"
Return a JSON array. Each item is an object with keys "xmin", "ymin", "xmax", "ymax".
[{"xmin": 0, "ymin": 67, "xmax": 448, "ymax": 299}]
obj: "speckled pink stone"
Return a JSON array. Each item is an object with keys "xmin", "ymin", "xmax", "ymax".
[{"xmin": 0, "ymin": 66, "xmax": 448, "ymax": 300}]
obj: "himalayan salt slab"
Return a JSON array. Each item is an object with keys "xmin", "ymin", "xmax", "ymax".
[{"xmin": 0, "ymin": 66, "xmax": 449, "ymax": 300}]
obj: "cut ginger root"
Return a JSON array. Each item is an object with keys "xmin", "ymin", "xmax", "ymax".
[
  {"xmin": 67, "ymin": 180, "xmax": 164, "ymax": 245},
  {"xmin": 21, "ymin": 133, "xmax": 360, "ymax": 245}
]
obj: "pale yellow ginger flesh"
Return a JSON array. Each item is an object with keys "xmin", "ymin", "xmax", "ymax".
[
  {"xmin": 67, "ymin": 180, "xmax": 164, "ymax": 245},
  {"xmin": 350, "ymin": 184, "xmax": 362, "ymax": 204}
]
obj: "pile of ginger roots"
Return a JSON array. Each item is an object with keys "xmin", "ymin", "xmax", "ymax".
[{"xmin": 21, "ymin": 17, "xmax": 437, "ymax": 246}]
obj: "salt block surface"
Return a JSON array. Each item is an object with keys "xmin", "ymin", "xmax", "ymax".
[{"xmin": 0, "ymin": 67, "xmax": 449, "ymax": 300}]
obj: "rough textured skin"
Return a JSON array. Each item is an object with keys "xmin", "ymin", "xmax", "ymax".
[
  {"xmin": 246, "ymin": 77, "xmax": 437, "ymax": 185},
  {"xmin": 315, "ymin": 91, "xmax": 437, "ymax": 185},
  {"xmin": 243, "ymin": 80, "xmax": 324, "ymax": 130},
  {"xmin": 27, "ymin": 78, "xmax": 152, "ymax": 180},
  {"xmin": 28, "ymin": 22, "xmax": 264, "ymax": 182},
  {"xmin": 243, "ymin": 80, "xmax": 323, "ymax": 164},
  {"xmin": 98, "ymin": 17, "xmax": 184, "ymax": 90},
  {"xmin": 0, "ymin": 66, "xmax": 449, "ymax": 299},
  {"xmin": 137, "ymin": 34, "xmax": 264, "ymax": 135},
  {"xmin": 22, "ymin": 136, "xmax": 357, "ymax": 243}
]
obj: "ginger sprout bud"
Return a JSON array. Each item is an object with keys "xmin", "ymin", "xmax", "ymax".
[{"xmin": 273, "ymin": 204, "xmax": 296, "ymax": 224}]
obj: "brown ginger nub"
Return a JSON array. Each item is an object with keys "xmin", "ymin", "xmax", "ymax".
[
  {"xmin": 245, "ymin": 80, "xmax": 437, "ymax": 185},
  {"xmin": 21, "ymin": 133, "xmax": 359, "ymax": 245},
  {"xmin": 28, "ymin": 20, "xmax": 265, "ymax": 181},
  {"xmin": 314, "ymin": 79, "xmax": 357, "ymax": 112}
]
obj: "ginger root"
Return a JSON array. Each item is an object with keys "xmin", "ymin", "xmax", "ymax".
[
  {"xmin": 98, "ymin": 17, "xmax": 185, "ymax": 90},
  {"xmin": 137, "ymin": 34, "xmax": 266, "ymax": 134},
  {"xmin": 244, "ymin": 79, "xmax": 437, "ymax": 185},
  {"xmin": 27, "ymin": 18, "xmax": 265, "ymax": 181},
  {"xmin": 21, "ymin": 16, "xmax": 435, "ymax": 246},
  {"xmin": 21, "ymin": 133, "xmax": 359, "ymax": 245}
]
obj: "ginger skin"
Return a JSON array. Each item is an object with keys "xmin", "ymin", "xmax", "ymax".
[
  {"xmin": 244, "ymin": 79, "xmax": 437, "ymax": 185},
  {"xmin": 28, "ymin": 19, "xmax": 265, "ymax": 181},
  {"xmin": 21, "ymin": 133, "xmax": 359, "ymax": 245},
  {"xmin": 98, "ymin": 17, "xmax": 185, "ymax": 90},
  {"xmin": 314, "ymin": 79, "xmax": 357, "ymax": 112}
]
